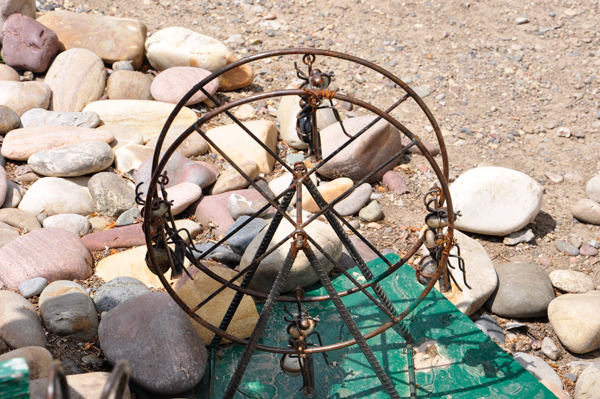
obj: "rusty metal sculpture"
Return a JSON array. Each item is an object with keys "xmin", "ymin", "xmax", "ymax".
[{"xmin": 140, "ymin": 49, "xmax": 460, "ymax": 399}]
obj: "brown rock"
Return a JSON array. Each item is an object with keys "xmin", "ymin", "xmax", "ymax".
[
  {"xmin": 37, "ymin": 10, "xmax": 147, "ymax": 69},
  {"xmin": 218, "ymin": 53, "xmax": 255, "ymax": 91},
  {"xmin": 81, "ymin": 224, "xmax": 145, "ymax": 252},
  {"xmin": 0, "ymin": 126, "xmax": 114, "ymax": 161},
  {"xmin": 0, "ymin": 105, "xmax": 21, "ymax": 134},
  {"xmin": 206, "ymin": 120, "xmax": 277, "ymax": 174},
  {"xmin": 98, "ymin": 293, "xmax": 207, "ymax": 395},
  {"xmin": 0, "ymin": 347, "xmax": 53, "ymax": 380},
  {"xmin": 211, "ymin": 161, "xmax": 260, "ymax": 195},
  {"xmin": 0, "ymin": 208, "xmax": 41, "ymax": 232},
  {"xmin": 382, "ymin": 170, "xmax": 410, "ymax": 194},
  {"xmin": 191, "ymin": 189, "xmax": 267, "ymax": 236},
  {"xmin": 106, "ymin": 70, "xmax": 153, "ymax": 100},
  {"xmin": 151, "ymin": 67, "xmax": 219, "ymax": 105},
  {"xmin": 401, "ymin": 137, "xmax": 441, "ymax": 156},
  {"xmin": 0, "ymin": 80, "xmax": 51, "ymax": 116},
  {"xmin": 176, "ymin": 264, "xmax": 259, "ymax": 345},
  {"xmin": 45, "ymin": 48, "xmax": 106, "ymax": 112},
  {"xmin": 29, "ymin": 372, "xmax": 131, "ymax": 399},
  {"xmin": 572, "ymin": 198, "xmax": 600, "ymax": 225},
  {"xmin": 0, "ymin": 228, "xmax": 92, "ymax": 290},
  {"xmin": 318, "ymin": 116, "xmax": 404, "ymax": 183},
  {"xmin": 0, "ymin": 64, "xmax": 20, "ymax": 81},
  {"xmin": 302, "ymin": 177, "xmax": 354, "ymax": 213},
  {"xmin": 0, "ymin": 13, "xmax": 59, "ymax": 73}
]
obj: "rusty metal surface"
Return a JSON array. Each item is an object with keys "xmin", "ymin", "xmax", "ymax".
[{"xmin": 140, "ymin": 49, "xmax": 460, "ymax": 398}]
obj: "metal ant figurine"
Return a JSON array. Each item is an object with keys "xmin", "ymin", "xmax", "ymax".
[
  {"xmin": 416, "ymin": 187, "xmax": 470, "ymax": 290},
  {"xmin": 293, "ymin": 55, "xmax": 352, "ymax": 161},
  {"xmin": 279, "ymin": 288, "xmax": 331, "ymax": 395},
  {"xmin": 135, "ymin": 171, "xmax": 195, "ymax": 280}
]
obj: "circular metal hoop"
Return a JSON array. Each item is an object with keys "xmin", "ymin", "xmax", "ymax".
[{"xmin": 142, "ymin": 49, "xmax": 455, "ymax": 356}]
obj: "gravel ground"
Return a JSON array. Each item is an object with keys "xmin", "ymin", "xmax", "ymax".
[{"xmin": 27, "ymin": 0, "xmax": 600, "ymax": 395}]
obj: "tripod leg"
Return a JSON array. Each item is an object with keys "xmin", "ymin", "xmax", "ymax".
[
  {"xmin": 304, "ymin": 245, "xmax": 401, "ymax": 399},
  {"xmin": 223, "ymin": 244, "xmax": 299, "ymax": 399}
]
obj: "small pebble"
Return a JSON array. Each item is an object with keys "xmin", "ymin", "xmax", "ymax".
[
  {"xmin": 554, "ymin": 240, "xmax": 579, "ymax": 256},
  {"xmin": 18, "ymin": 277, "xmax": 48, "ymax": 298}
]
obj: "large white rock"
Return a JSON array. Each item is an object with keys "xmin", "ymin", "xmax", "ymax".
[
  {"xmin": 450, "ymin": 167, "xmax": 543, "ymax": 236},
  {"xmin": 241, "ymin": 218, "xmax": 342, "ymax": 294},
  {"xmin": 83, "ymin": 100, "xmax": 198, "ymax": 142},
  {"xmin": 145, "ymin": 27, "xmax": 230, "ymax": 72},
  {"xmin": 18, "ymin": 177, "xmax": 95, "ymax": 216},
  {"xmin": 206, "ymin": 120, "xmax": 278, "ymax": 174},
  {"xmin": 277, "ymin": 85, "xmax": 338, "ymax": 150},
  {"xmin": 438, "ymin": 229, "xmax": 498, "ymax": 316},
  {"xmin": 548, "ymin": 290, "xmax": 600, "ymax": 354}
]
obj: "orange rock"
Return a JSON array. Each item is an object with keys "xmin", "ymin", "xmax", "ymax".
[{"xmin": 218, "ymin": 54, "xmax": 255, "ymax": 91}]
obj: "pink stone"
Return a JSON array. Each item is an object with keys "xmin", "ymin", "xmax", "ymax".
[
  {"xmin": 540, "ymin": 257, "xmax": 552, "ymax": 267},
  {"xmin": 580, "ymin": 244, "xmax": 598, "ymax": 256},
  {"xmin": 0, "ymin": 228, "xmax": 92, "ymax": 290},
  {"xmin": 382, "ymin": 170, "xmax": 409, "ymax": 195},
  {"xmin": 151, "ymin": 67, "xmax": 219, "ymax": 105},
  {"xmin": 81, "ymin": 224, "xmax": 145, "ymax": 252},
  {"xmin": 0, "ymin": 13, "xmax": 60, "ymax": 73},
  {"xmin": 163, "ymin": 183, "xmax": 202, "ymax": 216}
]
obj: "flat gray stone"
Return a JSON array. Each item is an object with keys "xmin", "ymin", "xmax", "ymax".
[
  {"xmin": 485, "ymin": 263, "xmax": 555, "ymax": 318},
  {"xmin": 93, "ymin": 276, "xmax": 150, "ymax": 312},
  {"xmin": 334, "ymin": 183, "xmax": 372, "ymax": 216},
  {"xmin": 0, "ymin": 290, "xmax": 46, "ymax": 348},
  {"xmin": 192, "ymin": 243, "xmax": 241, "ymax": 267},
  {"xmin": 474, "ymin": 315, "xmax": 505, "ymax": 344},
  {"xmin": 513, "ymin": 353, "xmax": 563, "ymax": 389},
  {"xmin": 226, "ymin": 215, "xmax": 268, "ymax": 255},
  {"xmin": 413, "ymin": 85, "xmax": 431, "ymax": 98},
  {"xmin": 554, "ymin": 240, "xmax": 579, "ymax": 256},
  {"xmin": 541, "ymin": 337, "xmax": 561, "ymax": 361},
  {"xmin": 39, "ymin": 280, "xmax": 99, "ymax": 342},
  {"xmin": 88, "ymin": 172, "xmax": 136, "ymax": 218},
  {"xmin": 20, "ymin": 108, "xmax": 99, "ymax": 128},
  {"xmin": 18, "ymin": 277, "xmax": 48, "ymax": 298},
  {"xmin": 28, "ymin": 140, "xmax": 114, "ymax": 177},
  {"xmin": 115, "ymin": 207, "xmax": 140, "ymax": 227}
]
